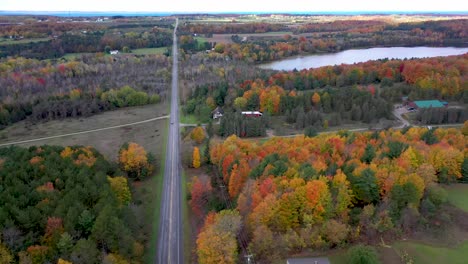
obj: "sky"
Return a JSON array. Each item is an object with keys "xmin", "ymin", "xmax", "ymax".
[{"xmin": 1, "ymin": 0, "xmax": 467, "ymax": 13}]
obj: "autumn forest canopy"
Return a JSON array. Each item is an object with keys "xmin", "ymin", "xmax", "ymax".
[
  {"xmin": 0, "ymin": 143, "xmax": 155, "ymax": 263},
  {"xmin": 192, "ymin": 126, "xmax": 468, "ymax": 263},
  {"xmin": 0, "ymin": 13, "xmax": 467, "ymax": 264}
]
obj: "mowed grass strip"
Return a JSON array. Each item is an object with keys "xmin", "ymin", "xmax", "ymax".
[
  {"xmin": 445, "ymin": 184, "xmax": 468, "ymax": 212},
  {"xmin": 0, "ymin": 37, "xmax": 50, "ymax": 45},
  {"xmin": 145, "ymin": 118, "xmax": 169, "ymax": 263},
  {"xmin": 394, "ymin": 241, "xmax": 468, "ymax": 264},
  {"xmin": 132, "ymin": 47, "xmax": 168, "ymax": 55}
]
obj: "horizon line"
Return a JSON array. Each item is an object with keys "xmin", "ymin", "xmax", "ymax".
[{"xmin": 1, "ymin": 10, "xmax": 467, "ymax": 16}]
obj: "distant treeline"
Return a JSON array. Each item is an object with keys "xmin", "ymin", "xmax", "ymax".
[{"xmin": 0, "ymin": 30, "xmax": 172, "ymax": 59}]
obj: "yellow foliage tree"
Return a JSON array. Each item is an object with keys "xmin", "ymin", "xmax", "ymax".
[
  {"xmin": 191, "ymin": 127, "xmax": 206, "ymax": 144},
  {"xmin": 193, "ymin": 147, "xmax": 201, "ymax": 169},
  {"xmin": 103, "ymin": 253, "xmax": 129, "ymax": 264},
  {"xmin": 233, "ymin": 97, "xmax": 247, "ymax": 109},
  {"xmin": 107, "ymin": 176, "xmax": 132, "ymax": 206},
  {"xmin": 462, "ymin": 120, "xmax": 468, "ymax": 136},
  {"xmin": 119, "ymin": 142, "xmax": 153, "ymax": 179},
  {"xmin": 205, "ymin": 97, "xmax": 216, "ymax": 110},
  {"xmin": 57, "ymin": 259, "xmax": 72, "ymax": 264},
  {"xmin": 69, "ymin": 89, "xmax": 81, "ymax": 100},
  {"xmin": 60, "ymin": 147, "xmax": 74, "ymax": 158},
  {"xmin": 0, "ymin": 242, "xmax": 13, "ymax": 264}
]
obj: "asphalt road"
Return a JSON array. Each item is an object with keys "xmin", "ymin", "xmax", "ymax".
[{"xmin": 156, "ymin": 18, "xmax": 183, "ymax": 264}]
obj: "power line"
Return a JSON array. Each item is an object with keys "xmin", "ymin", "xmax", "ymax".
[{"xmin": 212, "ymin": 165, "xmax": 256, "ymax": 264}]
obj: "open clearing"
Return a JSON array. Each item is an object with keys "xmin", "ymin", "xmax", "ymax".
[
  {"xmin": 444, "ymin": 184, "xmax": 468, "ymax": 212},
  {"xmin": 393, "ymin": 241, "xmax": 468, "ymax": 264},
  {"xmin": 0, "ymin": 103, "xmax": 168, "ymax": 160},
  {"xmin": 132, "ymin": 47, "xmax": 168, "ymax": 55},
  {"xmin": 0, "ymin": 37, "xmax": 50, "ymax": 45}
]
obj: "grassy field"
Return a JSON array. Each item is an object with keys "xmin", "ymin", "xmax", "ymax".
[
  {"xmin": 0, "ymin": 103, "xmax": 169, "ymax": 160},
  {"xmin": 132, "ymin": 47, "xmax": 168, "ymax": 55},
  {"xmin": 61, "ymin": 52, "xmax": 89, "ymax": 60},
  {"xmin": 0, "ymin": 37, "xmax": 49, "ymax": 45},
  {"xmin": 180, "ymin": 114, "xmax": 201, "ymax": 125},
  {"xmin": 394, "ymin": 241, "xmax": 468, "ymax": 264},
  {"xmin": 444, "ymin": 184, "xmax": 468, "ymax": 212}
]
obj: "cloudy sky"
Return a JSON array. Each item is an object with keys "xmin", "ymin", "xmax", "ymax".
[{"xmin": 1, "ymin": 0, "xmax": 467, "ymax": 13}]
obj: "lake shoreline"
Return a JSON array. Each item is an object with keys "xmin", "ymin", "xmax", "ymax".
[{"xmin": 259, "ymin": 46, "xmax": 468, "ymax": 71}]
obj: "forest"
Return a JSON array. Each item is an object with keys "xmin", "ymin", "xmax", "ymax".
[
  {"xmin": 183, "ymin": 54, "xmax": 467, "ymax": 133},
  {"xmin": 0, "ymin": 54, "xmax": 170, "ymax": 128},
  {"xmin": 190, "ymin": 125, "xmax": 468, "ymax": 263},
  {"xmin": 0, "ymin": 143, "xmax": 154, "ymax": 264}
]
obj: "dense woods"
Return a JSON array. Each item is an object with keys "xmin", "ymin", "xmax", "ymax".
[
  {"xmin": 191, "ymin": 126, "xmax": 467, "ymax": 263},
  {"xmin": 0, "ymin": 145, "xmax": 152, "ymax": 263},
  {"xmin": 183, "ymin": 54, "xmax": 467, "ymax": 133},
  {"xmin": 0, "ymin": 54, "xmax": 169, "ymax": 128}
]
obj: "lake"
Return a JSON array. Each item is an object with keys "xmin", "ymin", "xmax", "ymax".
[{"xmin": 259, "ymin": 47, "xmax": 468, "ymax": 71}]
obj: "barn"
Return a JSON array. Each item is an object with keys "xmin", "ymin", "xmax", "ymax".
[{"xmin": 407, "ymin": 100, "xmax": 446, "ymax": 111}]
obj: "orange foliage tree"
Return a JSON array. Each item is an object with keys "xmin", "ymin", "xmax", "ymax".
[{"xmin": 119, "ymin": 142, "xmax": 153, "ymax": 180}]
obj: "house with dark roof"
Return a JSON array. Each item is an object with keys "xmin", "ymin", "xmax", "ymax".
[{"xmin": 212, "ymin": 106, "xmax": 224, "ymax": 119}]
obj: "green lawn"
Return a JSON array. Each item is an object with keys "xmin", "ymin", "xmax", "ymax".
[
  {"xmin": 394, "ymin": 241, "xmax": 468, "ymax": 264},
  {"xmin": 132, "ymin": 47, "xmax": 168, "ymax": 55},
  {"xmin": 194, "ymin": 36, "xmax": 208, "ymax": 43},
  {"xmin": 444, "ymin": 184, "xmax": 468, "ymax": 212},
  {"xmin": 180, "ymin": 114, "xmax": 201, "ymax": 125},
  {"xmin": 61, "ymin": 52, "xmax": 88, "ymax": 60}
]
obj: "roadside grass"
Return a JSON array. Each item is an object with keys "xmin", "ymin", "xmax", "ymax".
[
  {"xmin": 444, "ymin": 184, "xmax": 468, "ymax": 212},
  {"xmin": 393, "ymin": 241, "xmax": 468, "ymax": 264},
  {"xmin": 181, "ymin": 170, "xmax": 192, "ymax": 262},
  {"xmin": 328, "ymin": 250, "xmax": 348, "ymax": 264},
  {"xmin": 144, "ymin": 118, "xmax": 169, "ymax": 263},
  {"xmin": 0, "ymin": 37, "xmax": 49, "ymax": 45},
  {"xmin": 180, "ymin": 114, "xmax": 201, "ymax": 124},
  {"xmin": 132, "ymin": 47, "xmax": 168, "ymax": 55}
]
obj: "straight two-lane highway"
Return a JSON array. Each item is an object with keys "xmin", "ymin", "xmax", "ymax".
[{"xmin": 156, "ymin": 18, "xmax": 183, "ymax": 264}]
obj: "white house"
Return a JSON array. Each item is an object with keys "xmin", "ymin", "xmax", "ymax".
[
  {"xmin": 110, "ymin": 50, "xmax": 119, "ymax": 55},
  {"xmin": 212, "ymin": 107, "xmax": 224, "ymax": 119}
]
